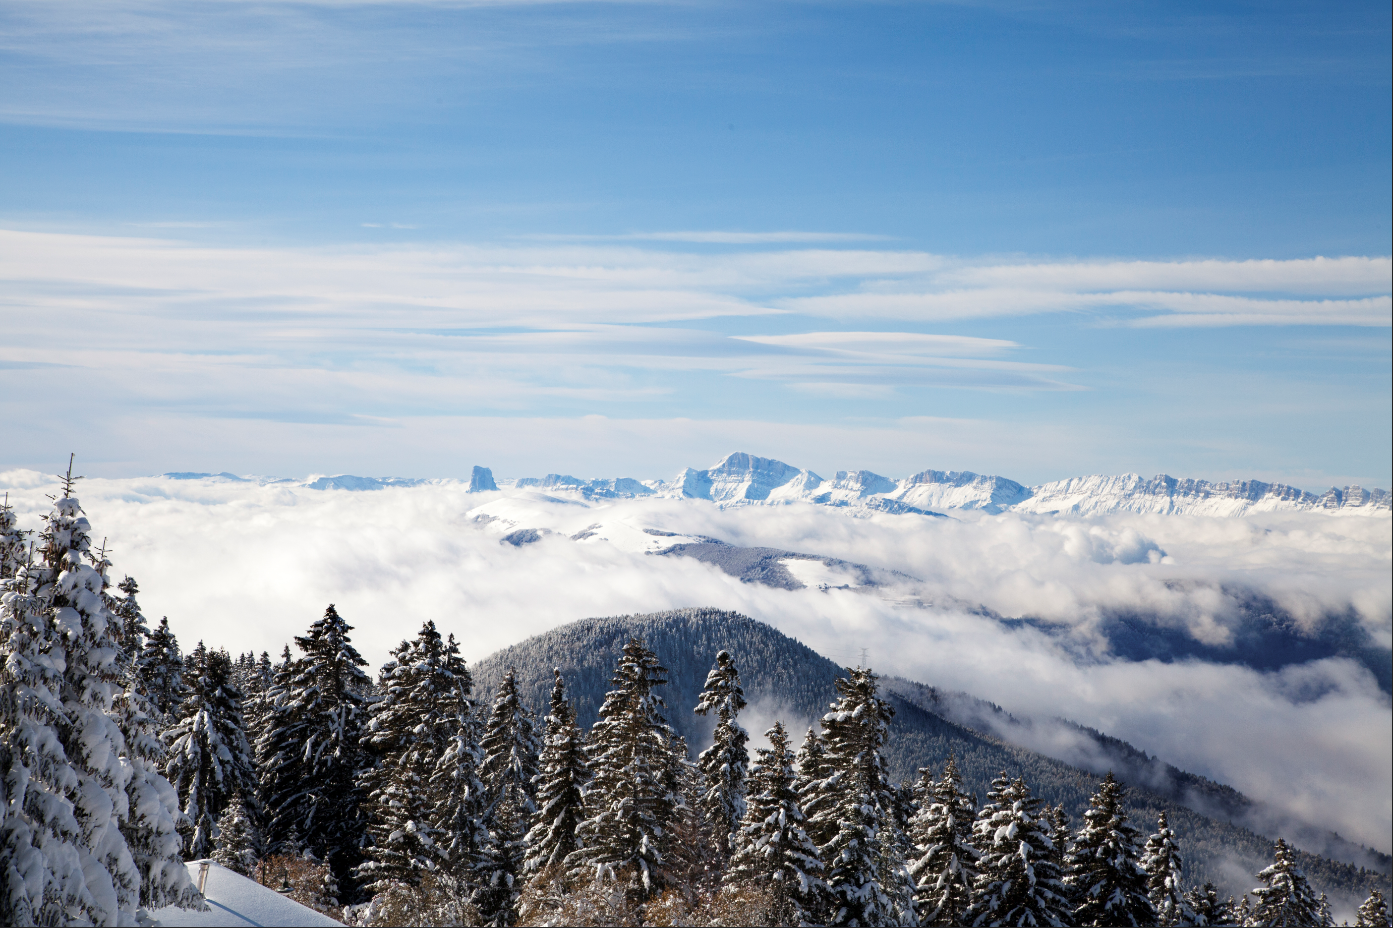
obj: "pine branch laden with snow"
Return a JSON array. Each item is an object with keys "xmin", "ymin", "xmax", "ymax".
[
  {"xmin": 965, "ymin": 773, "xmax": 1071, "ymax": 928},
  {"xmin": 1065, "ymin": 772, "xmax": 1155, "ymax": 927},
  {"xmin": 908, "ymin": 755, "xmax": 979, "ymax": 927},
  {"xmin": 164, "ymin": 643, "xmax": 259, "ymax": 861},
  {"xmin": 564, "ymin": 636, "xmax": 686, "ymax": 903},
  {"xmin": 805, "ymin": 666, "xmax": 914, "ymax": 928},
  {"xmin": 693, "ymin": 649, "xmax": 750, "ymax": 860},
  {"xmin": 1249, "ymin": 838, "xmax": 1330, "ymax": 927},
  {"xmin": 357, "ymin": 621, "xmax": 474, "ymax": 895},
  {"xmin": 256, "ymin": 604, "xmax": 371, "ymax": 887},
  {"xmin": 522, "ymin": 669, "xmax": 589, "ymax": 882},
  {"xmin": 1141, "ymin": 810, "xmax": 1195, "ymax": 926},
  {"xmin": 724, "ymin": 720, "xmax": 826, "ymax": 928}
]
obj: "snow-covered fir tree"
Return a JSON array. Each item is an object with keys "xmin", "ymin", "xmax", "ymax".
[
  {"xmin": 1141, "ymin": 810, "xmax": 1194, "ymax": 926},
  {"xmin": 113, "ymin": 661, "xmax": 201, "ymax": 913},
  {"xmin": 0, "ymin": 495, "xmax": 29, "ymax": 581},
  {"xmin": 794, "ymin": 727, "xmax": 833, "ymax": 850},
  {"xmin": 257, "ymin": 604, "xmax": 371, "ymax": 886},
  {"xmin": 806, "ymin": 667, "xmax": 914, "ymax": 928},
  {"xmin": 0, "ymin": 554, "xmax": 93, "ymax": 924},
  {"xmin": 39, "ymin": 489, "xmax": 143, "ymax": 920},
  {"xmin": 429, "ymin": 676, "xmax": 494, "ymax": 909},
  {"xmin": 1066, "ymin": 772, "xmax": 1155, "ymax": 926},
  {"xmin": 693, "ymin": 649, "xmax": 749, "ymax": 858},
  {"xmin": 88, "ymin": 524, "xmax": 201, "ymax": 915},
  {"xmin": 1357, "ymin": 888, "xmax": 1391, "ymax": 928},
  {"xmin": 477, "ymin": 669, "xmax": 541, "ymax": 927},
  {"xmin": 566, "ymin": 637, "xmax": 685, "ymax": 901},
  {"xmin": 964, "ymin": 773, "xmax": 1071, "ymax": 928},
  {"xmin": 1184, "ymin": 881, "xmax": 1228, "ymax": 926},
  {"xmin": 110, "ymin": 576, "xmax": 150, "ymax": 665},
  {"xmin": 907, "ymin": 755, "xmax": 979, "ymax": 927},
  {"xmin": 523, "ymin": 669, "xmax": 589, "ymax": 881},
  {"xmin": 212, "ymin": 793, "xmax": 259, "ymax": 876},
  {"xmin": 164, "ymin": 642, "xmax": 258, "ymax": 860},
  {"xmin": 36, "ymin": 476, "xmax": 197, "ymax": 921},
  {"xmin": 1248, "ymin": 839, "xmax": 1325, "ymax": 928},
  {"xmin": 1047, "ymin": 804, "xmax": 1073, "ymax": 916},
  {"xmin": 724, "ymin": 721, "xmax": 825, "ymax": 927},
  {"xmin": 357, "ymin": 621, "xmax": 473, "ymax": 893},
  {"xmin": 138, "ymin": 616, "xmax": 186, "ymax": 720}
]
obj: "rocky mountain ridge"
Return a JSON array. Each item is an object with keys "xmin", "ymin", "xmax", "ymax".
[{"xmin": 205, "ymin": 450, "xmax": 1388, "ymax": 516}]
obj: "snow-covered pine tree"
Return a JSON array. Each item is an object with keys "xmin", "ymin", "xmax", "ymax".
[
  {"xmin": 1356, "ymin": 888, "xmax": 1391, "ymax": 928},
  {"xmin": 358, "ymin": 621, "xmax": 473, "ymax": 893},
  {"xmin": 565, "ymin": 637, "xmax": 684, "ymax": 901},
  {"xmin": 523, "ymin": 669, "xmax": 589, "ymax": 881},
  {"xmin": 1066, "ymin": 772, "xmax": 1155, "ymax": 926},
  {"xmin": 477, "ymin": 669, "xmax": 541, "ymax": 927},
  {"xmin": 0, "ymin": 494, "xmax": 29, "ymax": 581},
  {"xmin": 429, "ymin": 655, "xmax": 493, "ymax": 905},
  {"xmin": 112, "ymin": 660, "xmax": 202, "ymax": 913},
  {"xmin": 164, "ymin": 643, "xmax": 258, "ymax": 860},
  {"xmin": 1318, "ymin": 892, "xmax": 1335, "ymax": 927},
  {"xmin": 257, "ymin": 605, "xmax": 371, "ymax": 887},
  {"xmin": 138, "ymin": 616, "xmax": 186, "ymax": 720},
  {"xmin": 88, "ymin": 510, "xmax": 202, "ymax": 916},
  {"xmin": 1184, "ymin": 881, "xmax": 1227, "ymax": 926},
  {"xmin": 1048, "ymin": 804, "xmax": 1074, "ymax": 916},
  {"xmin": 693, "ymin": 649, "xmax": 749, "ymax": 859},
  {"xmin": 36, "ymin": 482, "xmax": 145, "ymax": 922},
  {"xmin": 0, "ymin": 553, "xmax": 94, "ymax": 924},
  {"xmin": 212, "ymin": 793, "xmax": 259, "ymax": 876},
  {"xmin": 1248, "ymin": 838, "xmax": 1324, "ymax": 927},
  {"xmin": 1141, "ymin": 811, "xmax": 1195, "ymax": 926},
  {"xmin": 240, "ymin": 649, "xmax": 276, "ymax": 752},
  {"xmin": 794, "ymin": 727, "xmax": 834, "ymax": 851},
  {"xmin": 807, "ymin": 667, "xmax": 913, "ymax": 928},
  {"xmin": 964, "ymin": 774, "xmax": 1071, "ymax": 928},
  {"xmin": 724, "ymin": 721, "xmax": 825, "ymax": 927},
  {"xmin": 110, "ymin": 576, "xmax": 150, "ymax": 666},
  {"xmin": 908, "ymin": 755, "xmax": 979, "ymax": 927}
]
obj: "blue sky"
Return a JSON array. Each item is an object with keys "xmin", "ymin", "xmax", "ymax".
[{"xmin": 1, "ymin": 0, "xmax": 1389, "ymax": 487}]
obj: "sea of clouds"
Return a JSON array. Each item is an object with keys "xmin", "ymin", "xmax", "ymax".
[{"xmin": 2, "ymin": 468, "xmax": 1388, "ymax": 855}]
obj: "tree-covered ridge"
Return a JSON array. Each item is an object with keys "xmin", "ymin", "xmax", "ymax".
[{"xmin": 470, "ymin": 608, "xmax": 1390, "ymax": 906}]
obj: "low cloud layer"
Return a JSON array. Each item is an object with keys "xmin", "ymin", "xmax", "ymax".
[{"xmin": 3, "ymin": 470, "xmax": 1387, "ymax": 852}]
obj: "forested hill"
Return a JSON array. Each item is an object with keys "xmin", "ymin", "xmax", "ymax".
[{"xmin": 472, "ymin": 607, "xmax": 1390, "ymax": 906}]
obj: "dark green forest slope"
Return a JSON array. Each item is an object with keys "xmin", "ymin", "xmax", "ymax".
[{"xmin": 471, "ymin": 607, "xmax": 1390, "ymax": 907}]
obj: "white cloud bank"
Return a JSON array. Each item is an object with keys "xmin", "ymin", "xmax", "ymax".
[{"xmin": 2, "ymin": 470, "xmax": 1387, "ymax": 851}]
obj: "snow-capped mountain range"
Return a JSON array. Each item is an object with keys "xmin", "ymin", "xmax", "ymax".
[{"xmin": 165, "ymin": 452, "xmax": 1390, "ymax": 517}]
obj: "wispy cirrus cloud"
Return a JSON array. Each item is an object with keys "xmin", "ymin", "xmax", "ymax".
[{"xmin": 0, "ymin": 226, "xmax": 1387, "ymax": 482}]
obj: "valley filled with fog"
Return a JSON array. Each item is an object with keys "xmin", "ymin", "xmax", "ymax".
[{"xmin": 1, "ymin": 466, "xmax": 1387, "ymax": 858}]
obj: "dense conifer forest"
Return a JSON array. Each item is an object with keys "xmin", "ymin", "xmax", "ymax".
[{"xmin": 2, "ymin": 477, "xmax": 1390, "ymax": 926}]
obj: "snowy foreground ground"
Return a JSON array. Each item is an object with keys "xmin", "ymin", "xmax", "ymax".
[{"xmin": 150, "ymin": 862, "xmax": 340, "ymax": 927}]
